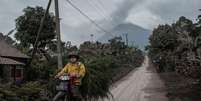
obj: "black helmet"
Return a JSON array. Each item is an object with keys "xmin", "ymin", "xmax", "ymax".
[{"xmin": 68, "ymin": 52, "xmax": 79, "ymax": 59}]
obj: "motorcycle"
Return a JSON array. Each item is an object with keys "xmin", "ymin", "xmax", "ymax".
[{"xmin": 54, "ymin": 74, "xmax": 77, "ymax": 101}]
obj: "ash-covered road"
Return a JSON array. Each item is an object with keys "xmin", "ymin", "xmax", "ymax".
[{"xmin": 103, "ymin": 57, "xmax": 169, "ymax": 101}]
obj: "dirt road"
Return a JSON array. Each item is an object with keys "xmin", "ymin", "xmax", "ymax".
[{"xmin": 103, "ymin": 57, "xmax": 169, "ymax": 101}]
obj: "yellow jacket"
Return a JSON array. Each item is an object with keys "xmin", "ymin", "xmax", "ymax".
[{"xmin": 57, "ymin": 62, "xmax": 86, "ymax": 85}]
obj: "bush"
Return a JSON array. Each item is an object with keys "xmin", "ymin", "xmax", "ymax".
[
  {"xmin": 148, "ymin": 15, "xmax": 201, "ymax": 80},
  {"xmin": 0, "ymin": 81, "xmax": 47, "ymax": 101},
  {"xmin": 9, "ymin": 37, "xmax": 144, "ymax": 100}
]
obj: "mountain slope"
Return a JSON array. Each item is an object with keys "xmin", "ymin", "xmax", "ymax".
[{"xmin": 98, "ymin": 23, "xmax": 151, "ymax": 50}]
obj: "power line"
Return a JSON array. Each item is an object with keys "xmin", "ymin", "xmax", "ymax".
[
  {"xmin": 95, "ymin": 0, "xmax": 119, "ymax": 22},
  {"xmin": 29, "ymin": 0, "xmax": 52, "ymax": 65},
  {"xmin": 62, "ymin": 1, "xmax": 88, "ymax": 25},
  {"xmin": 72, "ymin": 0, "xmax": 110, "ymax": 22},
  {"xmin": 89, "ymin": 0, "xmax": 112, "ymax": 22},
  {"xmin": 94, "ymin": 0, "xmax": 114, "ymax": 21},
  {"xmin": 65, "ymin": 0, "xmax": 115, "ymax": 37},
  {"xmin": 95, "ymin": 0, "xmax": 127, "ymax": 27},
  {"xmin": 85, "ymin": 0, "xmax": 118, "ymax": 29},
  {"xmin": 91, "ymin": 0, "xmax": 122, "ymax": 31},
  {"xmin": 84, "ymin": 0, "xmax": 119, "ymax": 34},
  {"xmin": 85, "ymin": 0, "xmax": 107, "ymax": 20},
  {"xmin": 65, "ymin": 0, "xmax": 115, "ymax": 36},
  {"xmin": 89, "ymin": 0, "xmax": 117, "ymax": 27}
]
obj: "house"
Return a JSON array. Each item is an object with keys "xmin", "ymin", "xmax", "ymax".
[{"xmin": 0, "ymin": 38, "xmax": 29, "ymax": 83}]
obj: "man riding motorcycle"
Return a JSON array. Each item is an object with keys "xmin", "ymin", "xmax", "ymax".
[{"xmin": 53, "ymin": 52, "xmax": 86, "ymax": 101}]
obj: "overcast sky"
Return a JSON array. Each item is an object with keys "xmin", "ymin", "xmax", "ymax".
[{"xmin": 0, "ymin": 0, "xmax": 200, "ymax": 45}]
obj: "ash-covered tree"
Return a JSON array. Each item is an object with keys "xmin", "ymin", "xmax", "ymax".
[
  {"xmin": 148, "ymin": 24, "xmax": 178, "ymax": 72},
  {"xmin": 148, "ymin": 14, "xmax": 201, "ymax": 80},
  {"xmin": 15, "ymin": 6, "xmax": 56, "ymax": 48},
  {"xmin": 14, "ymin": 6, "xmax": 56, "ymax": 80}
]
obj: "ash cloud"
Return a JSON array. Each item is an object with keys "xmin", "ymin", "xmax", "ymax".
[{"xmin": 0, "ymin": 0, "xmax": 201, "ymax": 45}]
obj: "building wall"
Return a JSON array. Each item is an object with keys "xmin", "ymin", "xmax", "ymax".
[
  {"xmin": 0, "ymin": 65, "xmax": 3, "ymax": 82},
  {"xmin": 2, "ymin": 65, "xmax": 12, "ymax": 82},
  {"xmin": 0, "ymin": 64, "xmax": 24, "ymax": 84},
  {"xmin": 0, "ymin": 65, "xmax": 3, "ymax": 77}
]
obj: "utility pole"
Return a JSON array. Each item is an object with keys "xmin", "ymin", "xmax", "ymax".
[
  {"xmin": 124, "ymin": 33, "xmax": 128, "ymax": 46},
  {"xmin": 90, "ymin": 34, "xmax": 94, "ymax": 42},
  {"xmin": 131, "ymin": 41, "xmax": 135, "ymax": 47},
  {"xmin": 55, "ymin": 0, "xmax": 63, "ymax": 69}
]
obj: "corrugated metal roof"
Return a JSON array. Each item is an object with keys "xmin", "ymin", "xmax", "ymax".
[
  {"xmin": 0, "ymin": 39, "xmax": 29, "ymax": 58},
  {"xmin": 0, "ymin": 57, "xmax": 25, "ymax": 65}
]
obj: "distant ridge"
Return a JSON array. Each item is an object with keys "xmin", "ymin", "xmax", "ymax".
[{"xmin": 98, "ymin": 23, "xmax": 151, "ymax": 50}]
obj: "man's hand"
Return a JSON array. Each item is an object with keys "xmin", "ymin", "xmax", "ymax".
[{"xmin": 54, "ymin": 75, "xmax": 60, "ymax": 79}]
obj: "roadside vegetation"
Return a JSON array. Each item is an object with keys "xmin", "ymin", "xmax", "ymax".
[
  {"xmin": 0, "ymin": 6, "xmax": 144, "ymax": 101},
  {"xmin": 147, "ymin": 12, "xmax": 201, "ymax": 101}
]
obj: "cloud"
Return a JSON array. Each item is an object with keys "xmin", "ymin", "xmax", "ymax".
[
  {"xmin": 126, "ymin": 0, "xmax": 201, "ymax": 29},
  {"xmin": 60, "ymin": 22, "xmax": 103, "ymax": 45},
  {"xmin": 0, "ymin": 0, "xmax": 201, "ymax": 45},
  {"xmin": 126, "ymin": 10, "xmax": 164, "ymax": 30},
  {"xmin": 146, "ymin": 0, "xmax": 201, "ymax": 20},
  {"xmin": 0, "ymin": 0, "xmax": 47, "ymax": 34},
  {"xmin": 59, "ymin": 0, "xmax": 115, "ymax": 45},
  {"xmin": 110, "ymin": 0, "xmax": 144, "ymax": 26},
  {"xmin": 60, "ymin": 0, "xmax": 145, "ymax": 45}
]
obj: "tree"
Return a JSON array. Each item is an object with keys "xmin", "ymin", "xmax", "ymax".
[
  {"xmin": 148, "ymin": 24, "xmax": 178, "ymax": 72},
  {"xmin": 15, "ymin": 6, "xmax": 56, "ymax": 48},
  {"xmin": 148, "ymin": 15, "xmax": 201, "ymax": 80}
]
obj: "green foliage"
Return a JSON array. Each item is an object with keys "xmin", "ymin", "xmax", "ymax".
[
  {"xmin": 150, "ymin": 25, "xmax": 178, "ymax": 50},
  {"xmin": 77, "ymin": 38, "xmax": 144, "ymax": 100},
  {"xmin": 27, "ymin": 56, "xmax": 57, "ymax": 80},
  {"xmin": 148, "ymin": 14, "xmax": 201, "ymax": 80},
  {"xmin": 15, "ymin": 82, "xmax": 44, "ymax": 96},
  {"xmin": 11, "ymin": 35, "xmax": 144, "ymax": 100},
  {"xmin": 109, "ymin": 36, "xmax": 126, "ymax": 50},
  {"xmin": 15, "ymin": 6, "xmax": 56, "ymax": 48},
  {"xmin": 7, "ymin": 6, "xmax": 144, "ymax": 100},
  {"xmin": 80, "ymin": 57, "xmax": 114, "ymax": 100},
  {"xmin": 0, "ymin": 82, "xmax": 45, "ymax": 101}
]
